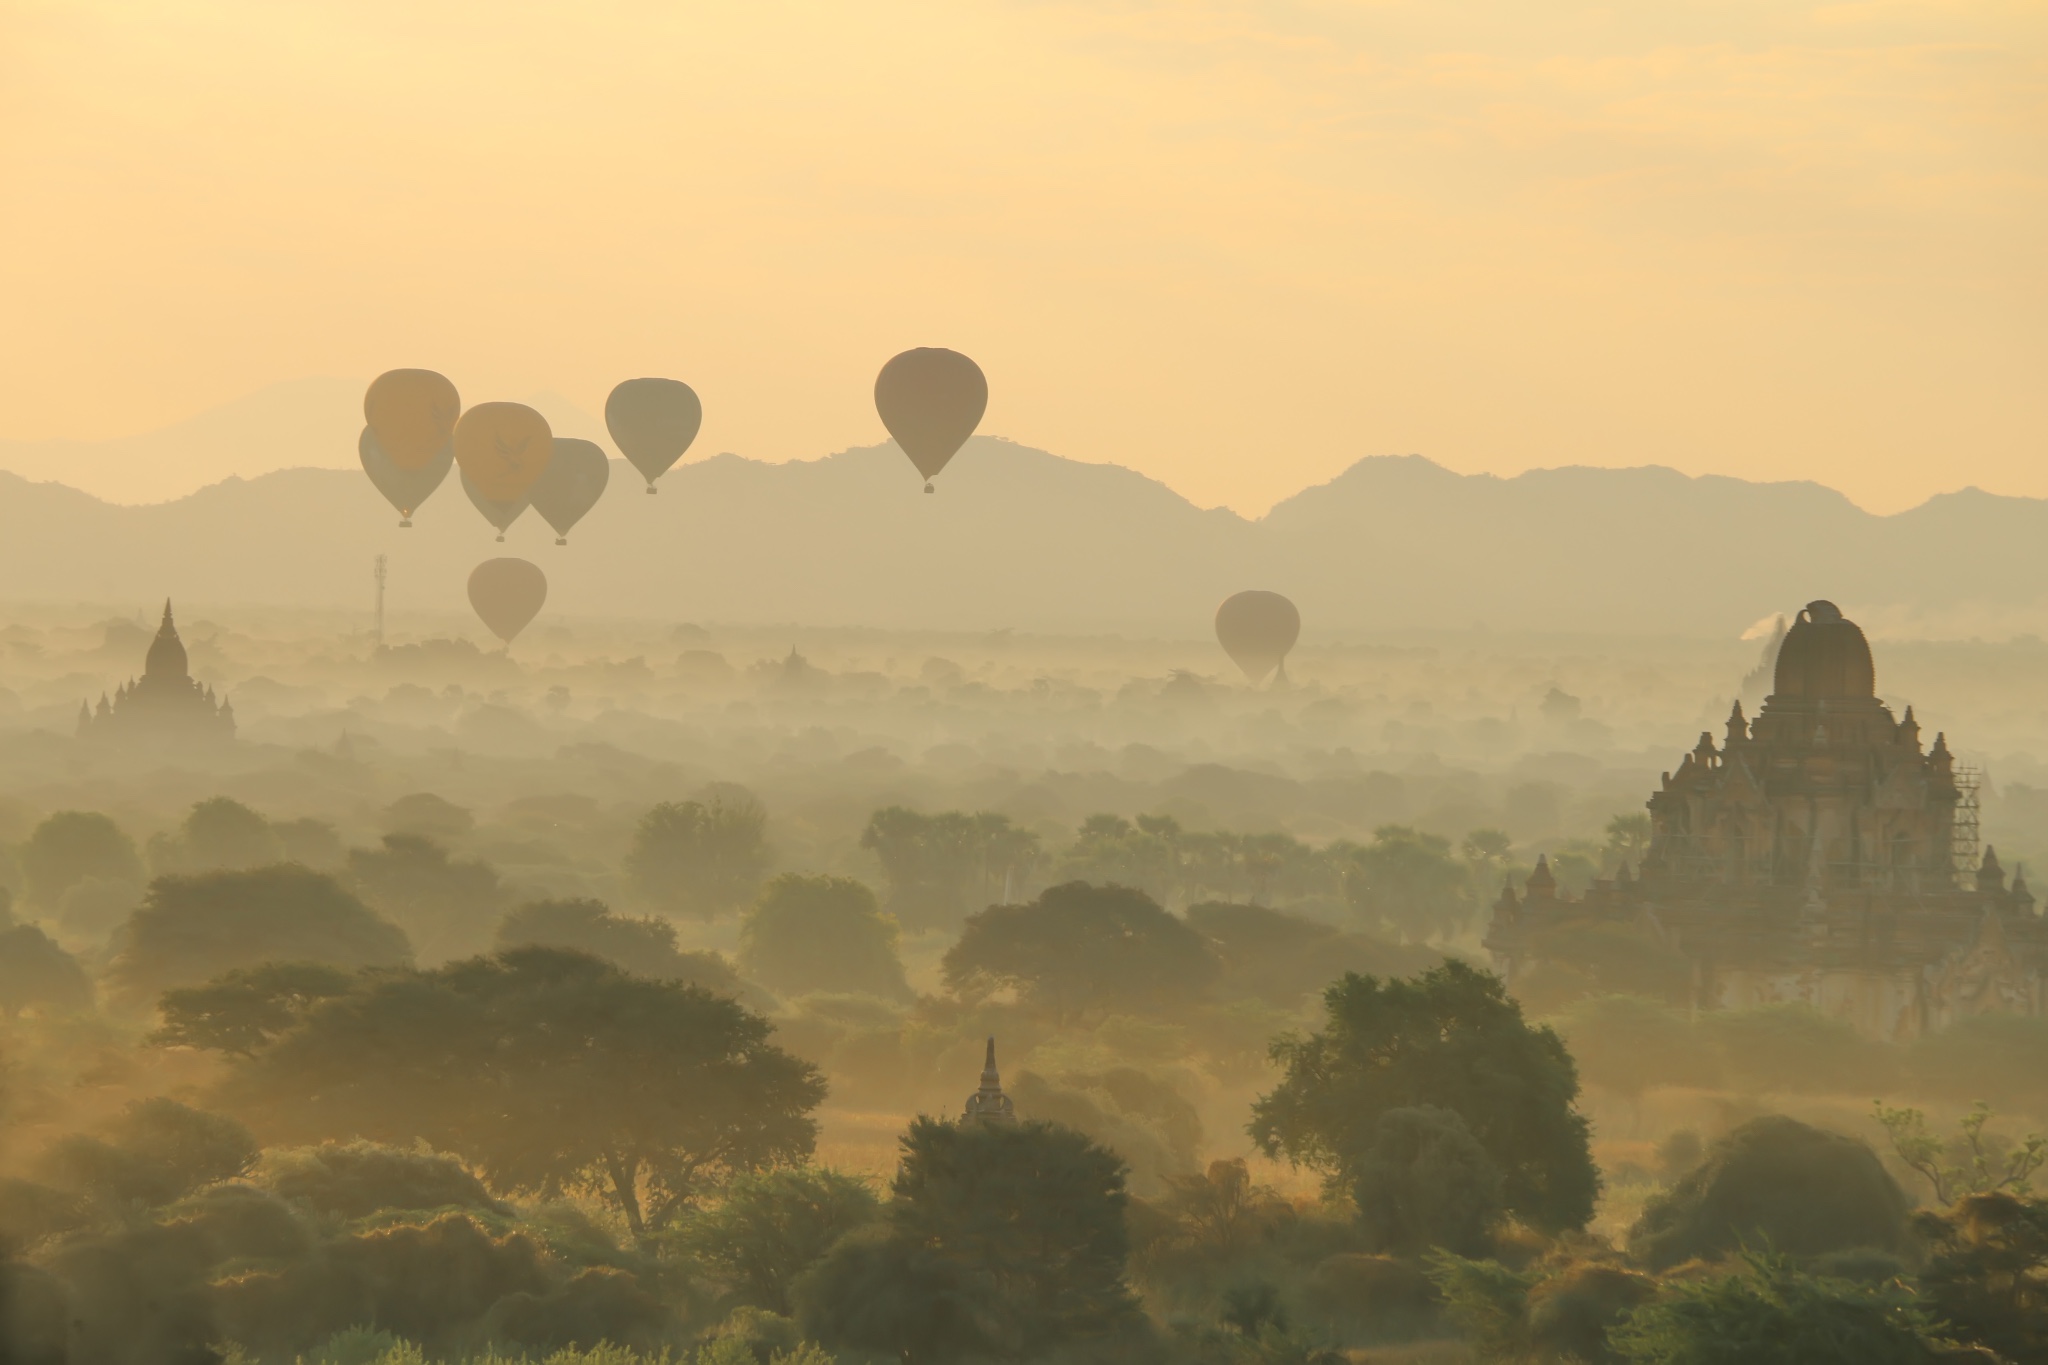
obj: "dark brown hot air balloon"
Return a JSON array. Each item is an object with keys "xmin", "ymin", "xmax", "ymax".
[
  {"xmin": 529, "ymin": 438, "xmax": 610, "ymax": 544},
  {"xmin": 874, "ymin": 347, "xmax": 987, "ymax": 492},
  {"xmin": 468, "ymin": 558, "xmax": 547, "ymax": 645},
  {"xmin": 1215, "ymin": 591, "xmax": 1301, "ymax": 686},
  {"xmin": 363, "ymin": 369, "xmax": 460, "ymax": 472},
  {"xmin": 605, "ymin": 378, "xmax": 702, "ymax": 493},
  {"xmin": 358, "ymin": 427, "xmax": 452, "ymax": 526}
]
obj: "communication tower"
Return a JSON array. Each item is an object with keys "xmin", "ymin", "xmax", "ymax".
[{"xmin": 374, "ymin": 554, "xmax": 388, "ymax": 648}]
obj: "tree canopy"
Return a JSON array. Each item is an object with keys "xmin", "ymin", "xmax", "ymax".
[
  {"xmin": 1628, "ymin": 1115, "xmax": 1909, "ymax": 1271},
  {"xmin": 1251, "ymin": 958, "xmax": 1599, "ymax": 1235},
  {"xmin": 858, "ymin": 806, "xmax": 1040, "ymax": 930},
  {"xmin": 148, "ymin": 796, "xmax": 283, "ymax": 876},
  {"xmin": 626, "ymin": 788, "xmax": 772, "ymax": 919},
  {"xmin": 738, "ymin": 874, "xmax": 911, "ymax": 1002},
  {"xmin": 942, "ymin": 881, "xmax": 1219, "ymax": 1022},
  {"xmin": 346, "ymin": 834, "xmax": 504, "ymax": 964},
  {"xmin": 795, "ymin": 1117, "xmax": 1135, "ymax": 1361},
  {"xmin": 494, "ymin": 897, "xmax": 754, "ymax": 1000},
  {"xmin": 20, "ymin": 811, "xmax": 143, "ymax": 908},
  {"xmin": 221, "ymin": 946, "xmax": 825, "ymax": 1241},
  {"xmin": 104, "ymin": 865, "xmax": 411, "ymax": 1007}
]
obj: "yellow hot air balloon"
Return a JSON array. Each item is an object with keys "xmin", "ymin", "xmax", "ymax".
[
  {"xmin": 364, "ymin": 369, "xmax": 460, "ymax": 472},
  {"xmin": 454, "ymin": 402, "xmax": 554, "ymax": 504}
]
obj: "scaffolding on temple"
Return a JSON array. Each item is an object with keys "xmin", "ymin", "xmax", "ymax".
[{"xmin": 1952, "ymin": 763, "xmax": 1983, "ymax": 889}]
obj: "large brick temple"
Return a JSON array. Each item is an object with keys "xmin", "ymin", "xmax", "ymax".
[{"xmin": 1487, "ymin": 600, "xmax": 2043, "ymax": 1039}]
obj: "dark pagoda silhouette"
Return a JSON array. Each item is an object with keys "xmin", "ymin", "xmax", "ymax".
[
  {"xmin": 77, "ymin": 601, "xmax": 234, "ymax": 743},
  {"xmin": 1488, "ymin": 600, "xmax": 2043, "ymax": 1040}
]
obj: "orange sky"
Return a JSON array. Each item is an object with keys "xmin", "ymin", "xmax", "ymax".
[{"xmin": 1, "ymin": 0, "xmax": 2042, "ymax": 515}]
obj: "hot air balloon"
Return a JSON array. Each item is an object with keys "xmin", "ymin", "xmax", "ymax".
[
  {"xmin": 461, "ymin": 470, "xmax": 529, "ymax": 541},
  {"xmin": 364, "ymin": 369, "xmax": 460, "ymax": 472},
  {"xmin": 528, "ymin": 438, "xmax": 610, "ymax": 544},
  {"xmin": 454, "ymin": 402, "xmax": 553, "ymax": 504},
  {"xmin": 605, "ymin": 378, "xmax": 702, "ymax": 493},
  {"xmin": 358, "ymin": 427, "xmax": 452, "ymax": 526},
  {"xmin": 1215, "ymin": 591, "xmax": 1301, "ymax": 686},
  {"xmin": 468, "ymin": 558, "xmax": 547, "ymax": 645},
  {"xmin": 874, "ymin": 347, "xmax": 986, "ymax": 493}
]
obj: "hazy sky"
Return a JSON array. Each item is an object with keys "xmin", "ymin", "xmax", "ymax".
[{"xmin": 2, "ymin": 0, "xmax": 2041, "ymax": 515}]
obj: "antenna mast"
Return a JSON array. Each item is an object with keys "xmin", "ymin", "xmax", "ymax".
[{"xmin": 374, "ymin": 554, "xmax": 388, "ymax": 648}]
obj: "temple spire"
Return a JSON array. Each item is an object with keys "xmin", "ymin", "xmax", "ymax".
[{"xmin": 962, "ymin": 1036, "xmax": 1016, "ymax": 1126}]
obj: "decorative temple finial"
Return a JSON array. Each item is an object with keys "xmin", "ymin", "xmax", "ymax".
[
  {"xmin": 1726, "ymin": 699, "xmax": 1748, "ymax": 745},
  {"xmin": 1979, "ymin": 845, "xmax": 2007, "ymax": 896},
  {"xmin": 1525, "ymin": 854, "xmax": 1556, "ymax": 901},
  {"xmin": 962, "ymin": 1036, "xmax": 1017, "ymax": 1126}
]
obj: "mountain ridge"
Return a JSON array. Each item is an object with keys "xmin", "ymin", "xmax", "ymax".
[{"xmin": 3, "ymin": 436, "xmax": 2048, "ymax": 637}]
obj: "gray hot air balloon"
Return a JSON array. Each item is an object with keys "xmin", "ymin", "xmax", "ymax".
[
  {"xmin": 529, "ymin": 437, "xmax": 610, "ymax": 544},
  {"xmin": 358, "ymin": 427, "xmax": 452, "ymax": 526},
  {"xmin": 1215, "ymin": 590, "xmax": 1301, "ymax": 686},
  {"xmin": 468, "ymin": 558, "xmax": 547, "ymax": 645},
  {"xmin": 461, "ymin": 469, "xmax": 530, "ymax": 541},
  {"xmin": 874, "ymin": 347, "xmax": 987, "ymax": 492},
  {"xmin": 605, "ymin": 378, "xmax": 702, "ymax": 493}
]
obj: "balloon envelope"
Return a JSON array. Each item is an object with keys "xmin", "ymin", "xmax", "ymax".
[
  {"xmin": 461, "ymin": 470, "xmax": 529, "ymax": 538},
  {"xmin": 364, "ymin": 369, "xmax": 460, "ymax": 472},
  {"xmin": 454, "ymin": 402, "xmax": 554, "ymax": 503},
  {"xmin": 529, "ymin": 438, "xmax": 610, "ymax": 542},
  {"xmin": 1215, "ymin": 591, "xmax": 1301, "ymax": 685},
  {"xmin": 468, "ymin": 558, "xmax": 547, "ymax": 644},
  {"xmin": 874, "ymin": 347, "xmax": 986, "ymax": 485},
  {"xmin": 358, "ymin": 427, "xmax": 452, "ymax": 524},
  {"xmin": 605, "ymin": 378, "xmax": 702, "ymax": 490}
]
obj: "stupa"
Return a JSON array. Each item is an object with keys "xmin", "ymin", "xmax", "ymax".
[{"xmin": 961, "ymin": 1037, "xmax": 1017, "ymax": 1126}]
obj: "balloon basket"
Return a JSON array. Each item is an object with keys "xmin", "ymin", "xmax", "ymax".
[
  {"xmin": 495, "ymin": 534, "xmax": 505, "ymax": 542},
  {"xmin": 645, "ymin": 485, "xmax": 657, "ymax": 495},
  {"xmin": 398, "ymin": 519, "xmax": 412, "ymax": 528},
  {"xmin": 924, "ymin": 482, "xmax": 934, "ymax": 494},
  {"xmin": 556, "ymin": 537, "xmax": 568, "ymax": 546}
]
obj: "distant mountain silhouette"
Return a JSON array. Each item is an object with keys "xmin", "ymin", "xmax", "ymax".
[{"xmin": 3, "ymin": 434, "xmax": 2047, "ymax": 637}]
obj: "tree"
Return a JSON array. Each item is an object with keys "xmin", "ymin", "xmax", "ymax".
[
  {"xmin": 679, "ymin": 1166, "xmax": 881, "ymax": 1314},
  {"xmin": 798, "ymin": 1118, "xmax": 1136, "ymax": 1361},
  {"xmin": 1348, "ymin": 1106, "xmax": 1505, "ymax": 1256},
  {"xmin": 1187, "ymin": 901, "xmax": 1437, "ymax": 1010},
  {"xmin": 222, "ymin": 946, "xmax": 825, "ymax": 1242},
  {"xmin": 1251, "ymin": 958, "xmax": 1599, "ymax": 1235},
  {"xmin": 148, "ymin": 796, "xmax": 282, "ymax": 875},
  {"xmin": 627, "ymin": 788, "xmax": 772, "ymax": 918},
  {"xmin": 0, "ymin": 920, "xmax": 92, "ymax": 1017},
  {"xmin": 20, "ymin": 810, "xmax": 142, "ymax": 908},
  {"xmin": 858, "ymin": 806, "xmax": 1039, "ymax": 929},
  {"xmin": 1337, "ymin": 826, "xmax": 1476, "ymax": 941},
  {"xmin": 495, "ymin": 897, "xmax": 754, "ymax": 999},
  {"xmin": 1605, "ymin": 813, "xmax": 1652, "ymax": 870},
  {"xmin": 383, "ymin": 791, "xmax": 475, "ymax": 840},
  {"xmin": 1875, "ymin": 1101, "xmax": 2046, "ymax": 1205},
  {"xmin": 104, "ymin": 864, "xmax": 412, "ymax": 1007},
  {"xmin": 1913, "ymin": 1192, "xmax": 2048, "ymax": 1363},
  {"xmin": 942, "ymin": 881, "xmax": 1219, "ymax": 1022},
  {"xmin": 346, "ymin": 833, "xmax": 504, "ymax": 963},
  {"xmin": 36, "ymin": 1098, "xmax": 258, "ymax": 1208},
  {"xmin": 151, "ymin": 961, "xmax": 357, "ymax": 1057},
  {"xmin": 1627, "ymin": 1116, "xmax": 1910, "ymax": 1271},
  {"xmin": 1607, "ymin": 1252, "xmax": 1944, "ymax": 1365},
  {"xmin": 738, "ymin": 875, "xmax": 911, "ymax": 1002}
]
